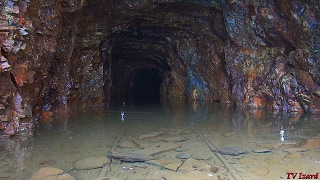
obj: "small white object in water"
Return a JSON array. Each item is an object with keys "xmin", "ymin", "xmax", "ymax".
[
  {"xmin": 280, "ymin": 130, "xmax": 284, "ymax": 135},
  {"xmin": 121, "ymin": 111, "xmax": 125, "ymax": 121},
  {"xmin": 280, "ymin": 129, "xmax": 285, "ymax": 142},
  {"xmin": 208, "ymin": 174, "xmax": 213, "ymax": 176}
]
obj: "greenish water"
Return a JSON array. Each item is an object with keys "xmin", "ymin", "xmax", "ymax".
[{"xmin": 1, "ymin": 104, "xmax": 320, "ymax": 180}]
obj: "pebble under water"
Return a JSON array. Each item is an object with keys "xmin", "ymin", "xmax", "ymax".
[{"xmin": 1, "ymin": 103, "xmax": 320, "ymax": 180}]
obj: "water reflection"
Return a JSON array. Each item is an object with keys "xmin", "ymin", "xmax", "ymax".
[
  {"xmin": 0, "ymin": 103, "xmax": 320, "ymax": 179},
  {"xmin": 0, "ymin": 137, "xmax": 32, "ymax": 179},
  {"xmin": 179, "ymin": 101, "xmax": 320, "ymax": 146}
]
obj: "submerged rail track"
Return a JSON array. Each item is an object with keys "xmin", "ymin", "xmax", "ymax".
[{"xmin": 97, "ymin": 111, "xmax": 243, "ymax": 180}]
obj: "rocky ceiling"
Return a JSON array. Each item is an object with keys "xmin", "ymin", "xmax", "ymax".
[{"xmin": 0, "ymin": 0, "xmax": 319, "ymax": 136}]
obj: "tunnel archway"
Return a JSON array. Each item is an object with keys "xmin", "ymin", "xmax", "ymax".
[
  {"xmin": 104, "ymin": 25, "xmax": 175, "ymax": 108},
  {"xmin": 101, "ymin": 13, "xmax": 228, "ymax": 109}
]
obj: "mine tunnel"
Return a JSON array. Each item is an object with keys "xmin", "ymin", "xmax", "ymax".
[
  {"xmin": 1, "ymin": 0, "xmax": 320, "ymax": 179},
  {"xmin": 0, "ymin": 0, "xmax": 320, "ymax": 136},
  {"xmin": 130, "ymin": 68, "xmax": 162, "ymax": 106},
  {"xmin": 105, "ymin": 25, "xmax": 173, "ymax": 107}
]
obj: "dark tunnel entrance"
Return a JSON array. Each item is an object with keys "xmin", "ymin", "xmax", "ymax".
[
  {"xmin": 131, "ymin": 68, "xmax": 162, "ymax": 106},
  {"xmin": 107, "ymin": 65, "xmax": 165, "ymax": 108},
  {"xmin": 103, "ymin": 25, "xmax": 174, "ymax": 108}
]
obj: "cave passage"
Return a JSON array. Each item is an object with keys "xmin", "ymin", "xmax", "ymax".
[
  {"xmin": 131, "ymin": 68, "xmax": 162, "ymax": 106},
  {"xmin": 106, "ymin": 24, "xmax": 174, "ymax": 108}
]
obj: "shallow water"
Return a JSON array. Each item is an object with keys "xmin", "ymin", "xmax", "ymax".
[{"xmin": 1, "ymin": 103, "xmax": 320, "ymax": 180}]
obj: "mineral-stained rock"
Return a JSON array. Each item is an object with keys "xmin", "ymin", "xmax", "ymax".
[
  {"xmin": 0, "ymin": 122, "xmax": 5, "ymax": 129},
  {"xmin": 1, "ymin": 0, "xmax": 320, "ymax": 138}
]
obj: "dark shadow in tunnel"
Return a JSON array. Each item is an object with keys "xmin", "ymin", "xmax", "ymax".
[
  {"xmin": 102, "ymin": 25, "xmax": 173, "ymax": 109},
  {"xmin": 132, "ymin": 68, "xmax": 162, "ymax": 107}
]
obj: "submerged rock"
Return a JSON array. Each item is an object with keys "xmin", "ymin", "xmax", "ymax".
[
  {"xmin": 111, "ymin": 152, "xmax": 155, "ymax": 162},
  {"xmin": 133, "ymin": 142, "xmax": 181, "ymax": 156},
  {"xmin": 213, "ymin": 147, "xmax": 248, "ymax": 156},
  {"xmin": 117, "ymin": 140, "xmax": 139, "ymax": 149},
  {"xmin": 138, "ymin": 131, "xmax": 165, "ymax": 140},
  {"xmin": 29, "ymin": 167, "xmax": 75, "ymax": 180},
  {"xmin": 285, "ymin": 153, "xmax": 304, "ymax": 159},
  {"xmin": 162, "ymin": 136, "xmax": 188, "ymax": 143},
  {"xmin": 221, "ymin": 132, "xmax": 237, "ymax": 137},
  {"xmin": 147, "ymin": 158, "xmax": 183, "ymax": 171},
  {"xmin": 178, "ymin": 158, "xmax": 218, "ymax": 173},
  {"xmin": 298, "ymin": 136, "xmax": 320, "ymax": 150},
  {"xmin": 74, "ymin": 156, "xmax": 110, "ymax": 170},
  {"xmin": 282, "ymin": 147, "xmax": 308, "ymax": 153},
  {"xmin": 176, "ymin": 153, "xmax": 192, "ymax": 159},
  {"xmin": 252, "ymin": 149, "xmax": 271, "ymax": 153},
  {"xmin": 264, "ymin": 157, "xmax": 284, "ymax": 163}
]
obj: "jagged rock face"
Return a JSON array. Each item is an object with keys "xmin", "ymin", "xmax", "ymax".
[{"xmin": 0, "ymin": 0, "xmax": 319, "ymax": 136}]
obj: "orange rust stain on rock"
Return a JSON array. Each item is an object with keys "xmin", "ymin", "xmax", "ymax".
[
  {"xmin": 253, "ymin": 96, "xmax": 266, "ymax": 109},
  {"xmin": 42, "ymin": 111, "xmax": 53, "ymax": 123}
]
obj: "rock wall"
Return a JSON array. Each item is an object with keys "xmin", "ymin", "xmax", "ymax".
[
  {"xmin": 0, "ymin": 0, "xmax": 319, "ymax": 136},
  {"xmin": 223, "ymin": 0, "xmax": 320, "ymax": 113},
  {"xmin": 0, "ymin": 0, "xmax": 102, "ymax": 137}
]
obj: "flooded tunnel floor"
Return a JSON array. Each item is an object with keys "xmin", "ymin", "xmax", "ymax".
[{"xmin": 1, "ymin": 105, "xmax": 320, "ymax": 180}]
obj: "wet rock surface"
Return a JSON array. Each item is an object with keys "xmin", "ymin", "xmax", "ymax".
[
  {"xmin": 29, "ymin": 167, "xmax": 76, "ymax": 180},
  {"xmin": 0, "ymin": 0, "xmax": 319, "ymax": 137},
  {"xmin": 103, "ymin": 125, "xmax": 225, "ymax": 180},
  {"xmin": 74, "ymin": 156, "xmax": 110, "ymax": 170},
  {"xmin": 213, "ymin": 147, "xmax": 248, "ymax": 156}
]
